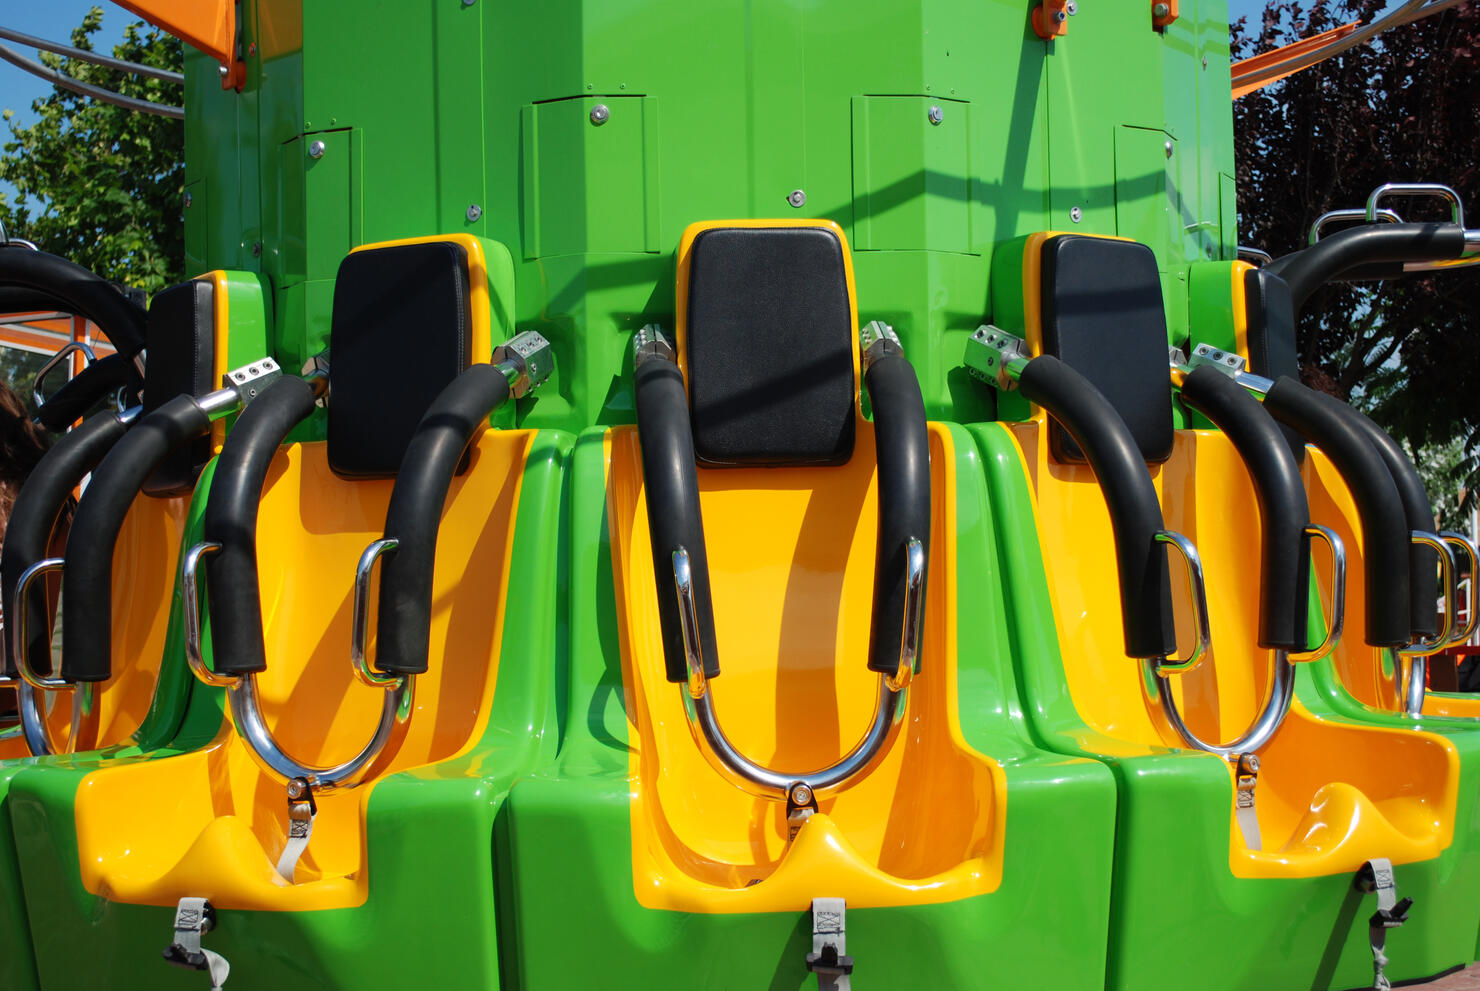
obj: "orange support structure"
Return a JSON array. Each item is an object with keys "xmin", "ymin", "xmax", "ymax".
[
  {"xmin": 1232, "ymin": 21, "xmax": 1361, "ymax": 99},
  {"xmin": 112, "ymin": 0, "xmax": 236, "ymax": 67}
]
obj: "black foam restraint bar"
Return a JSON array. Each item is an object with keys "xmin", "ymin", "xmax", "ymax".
[
  {"xmin": 328, "ymin": 242, "xmax": 472, "ymax": 478},
  {"xmin": 1017, "ymin": 355, "xmax": 1177, "ymax": 659},
  {"xmin": 1241, "ymin": 268, "xmax": 1306, "ymax": 464},
  {"xmin": 0, "ymin": 249, "xmax": 147, "ymax": 359},
  {"xmin": 63, "ymin": 395, "xmax": 210, "ymax": 682},
  {"xmin": 636, "ymin": 359, "xmax": 721, "ymax": 682},
  {"xmin": 202, "ymin": 376, "xmax": 318, "ymax": 677},
  {"xmin": 1331, "ymin": 403, "xmax": 1440, "ymax": 641},
  {"xmin": 1179, "ymin": 366, "xmax": 1311, "ymax": 650},
  {"xmin": 1, "ymin": 411, "xmax": 130, "ymax": 677},
  {"xmin": 35, "ymin": 354, "xmax": 139, "ymax": 433},
  {"xmin": 1264, "ymin": 223, "xmax": 1467, "ymax": 315},
  {"xmin": 375, "ymin": 365, "xmax": 511, "ymax": 676},
  {"xmin": 685, "ymin": 227, "xmax": 855, "ymax": 467},
  {"xmin": 141, "ymin": 279, "xmax": 216, "ymax": 496},
  {"xmin": 864, "ymin": 352, "xmax": 932, "ymax": 675},
  {"xmin": 1039, "ymin": 235, "xmax": 1174, "ymax": 465},
  {"xmin": 1262, "ymin": 377, "xmax": 1411, "ymax": 647}
]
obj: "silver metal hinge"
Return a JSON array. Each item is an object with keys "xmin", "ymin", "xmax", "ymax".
[
  {"xmin": 632, "ymin": 324, "xmax": 675, "ymax": 367},
  {"xmin": 965, "ymin": 324, "xmax": 1029, "ymax": 391},
  {"xmin": 492, "ymin": 330, "xmax": 555, "ymax": 399},
  {"xmin": 221, "ymin": 357, "xmax": 283, "ymax": 406}
]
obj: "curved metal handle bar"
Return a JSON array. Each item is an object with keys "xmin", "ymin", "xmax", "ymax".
[
  {"xmin": 1399, "ymin": 532, "xmax": 1456, "ymax": 659},
  {"xmin": 351, "ymin": 538, "xmax": 403, "ymax": 688},
  {"xmin": 183, "ymin": 539, "xmax": 413, "ymax": 790},
  {"xmin": 1290, "ymin": 524, "xmax": 1346, "ymax": 663},
  {"xmin": 13, "ymin": 558, "xmax": 67, "ymax": 689},
  {"xmin": 1150, "ymin": 531, "xmax": 1213, "ymax": 675},
  {"xmin": 12, "ymin": 557, "xmax": 97, "ymax": 755},
  {"xmin": 31, "ymin": 341, "xmax": 95, "ymax": 411},
  {"xmin": 1149, "ymin": 649, "xmax": 1296, "ymax": 758},
  {"xmin": 1396, "ymin": 531, "xmax": 1457, "ymax": 717},
  {"xmin": 1438, "ymin": 531, "xmax": 1478, "ymax": 647},
  {"xmin": 1367, "ymin": 182, "xmax": 1464, "ymax": 228},
  {"xmin": 673, "ymin": 541, "xmax": 921, "ymax": 800},
  {"xmin": 1308, "ymin": 207, "xmax": 1402, "ymax": 246},
  {"xmin": 181, "ymin": 542, "xmax": 235, "ymax": 687}
]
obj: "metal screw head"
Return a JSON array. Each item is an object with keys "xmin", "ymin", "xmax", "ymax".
[
  {"xmin": 182, "ymin": 191, "xmax": 192, "ymax": 208},
  {"xmin": 1069, "ymin": 206, "xmax": 1083, "ymax": 223},
  {"xmin": 218, "ymin": 63, "xmax": 229, "ymax": 78},
  {"xmin": 1054, "ymin": 8, "xmax": 1067, "ymax": 21},
  {"xmin": 1065, "ymin": 0, "xmax": 1078, "ymax": 13},
  {"xmin": 928, "ymin": 105, "xmax": 944, "ymax": 125},
  {"xmin": 1164, "ymin": 140, "xmax": 1174, "ymax": 158},
  {"xmin": 1202, "ymin": 55, "xmax": 1209, "ymax": 70},
  {"xmin": 252, "ymin": 241, "xmax": 262, "ymax": 257},
  {"xmin": 787, "ymin": 189, "xmax": 807, "ymax": 208},
  {"xmin": 247, "ymin": 42, "xmax": 257, "ymax": 57},
  {"xmin": 1153, "ymin": 2, "xmax": 1170, "ymax": 16},
  {"xmin": 463, "ymin": 0, "xmax": 476, "ymax": 5},
  {"xmin": 589, "ymin": 103, "xmax": 610, "ymax": 126},
  {"xmin": 308, "ymin": 139, "xmax": 326, "ymax": 159},
  {"xmin": 466, "ymin": 203, "xmax": 483, "ymax": 223},
  {"xmin": 789, "ymin": 783, "xmax": 813, "ymax": 806}
]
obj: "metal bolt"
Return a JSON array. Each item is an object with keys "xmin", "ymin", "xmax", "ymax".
[
  {"xmin": 1165, "ymin": 140, "xmax": 1174, "ymax": 158},
  {"xmin": 287, "ymin": 778, "xmax": 308, "ymax": 800},
  {"xmin": 1069, "ymin": 206, "xmax": 1083, "ymax": 223},
  {"xmin": 789, "ymin": 783, "xmax": 813, "ymax": 806},
  {"xmin": 1210, "ymin": 350, "xmax": 1224, "ymax": 360},
  {"xmin": 590, "ymin": 103, "xmax": 610, "ymax": 125},
  {"xmin": 928, "ymin": 105, "xmax": 944, "ymax": 125},
  {"xmin": 1065, "ymin": 0, "xmax": 1078, "ymax": 13},
  {"xmin": 252, "ymin": 241, "xmax": 262, "ymax": 257},
  {"xmin": 308, "ymin": 140, "xmax": 326, "ymax": 159},
  {"xmin": 466, "ymin": 203, "xmax": 483, "ymax": 222},
  {"xmin": 247, "ymin": 42, "xmax": 256, "ymax": 57},
  {"xmin": 218, "ymin": 64, "xmax": 229, "ymax": 78},
  {"xmin": 1153, "ymin": 2, "xmax": 1170, "ymax": 16},
  {"xmin": 1202, "ymin": 55, "xmax": 1209, "ymax": 70},
  {"xmin": 1226, "ymin": 356, "xmax": 1237, "ymax": 366},
  {"xmin": 463, "ymin": 0, "xmax": 476, "ymax": 5},
  {"xmin": 787, "ymin": 189, "xmax": 807, "ymax": 208},
  {"xmin": 182, "ymin": 191, "xmax": 192, "ymax": 208},
  {"xmin": 1054, "ymin": 8, "xmax": 1068, "ymax": 22}
]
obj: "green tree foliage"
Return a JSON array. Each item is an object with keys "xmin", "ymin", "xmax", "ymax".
[
  {"xmin": 1233, "ymin": 0, "xmax": 1480, "ymax": 514},
  {"xmin": 0, "ymin": 6, "xmax": 183, "ymax": 295}
]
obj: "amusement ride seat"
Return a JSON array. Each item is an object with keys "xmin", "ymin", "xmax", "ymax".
[
  {"xmin": 965, "ymin": 231, "xmax": 1477, "ymax": 991},
  {"xmin": 496, "ymin": 219, "xmax": 1121, "ymax": 989},
  {"xmin": 5, "ymin": 236, "xmax": 566, "ymax": 990}
]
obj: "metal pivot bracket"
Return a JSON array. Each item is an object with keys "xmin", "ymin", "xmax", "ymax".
[
  {"xmin": 1231, "ymin": 753, "xmax": 1263, "ymax": 851},
  {"xmin": 1171, "ymin": 344, "xmax": 1275, "ymax": 395},
  {"xmin": 632, "ymin": 324, "xmax": 675, "ymax": 367},
  {"xmin": 275, "ymin": 776, "xmax": 318, "ymax": 884},
  {"xmin": 786, "ymin": 781, "xmax": 819, "ymax": 842},
  {"xmin": 965, "ymin": 325, "xmax": 1029, "ymax": 392},
  {"xmin": 492, "ymin": 330, "xmax": 555, "ymax": 398},
  {"xmin": 162, "ymin": 897, "xmax": 230, "ymax": 990},
  {"xmin": 806, "ymin": 898, "xmax": 854, "ymax": 991},
  {"xmin": 1356, "ymin": 858, "xmax": 1411, "ymax": 991},
  {"xmin": 859, "ymin": 320, "xmax": 903, "ymax": 370},
  {"xmin": 212, "ymin": 357, "xmax": 283, "ymax": 415}
]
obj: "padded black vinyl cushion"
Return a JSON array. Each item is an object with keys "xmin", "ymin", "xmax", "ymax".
[
  {"xmin": 328, "ymin": 241, "xmax": 471, "ymax": 478},
  {"xmin": 141, "ymin": 278, "xmax": 216, "ymax": 495},
  {"xmin": 684, "ymin": 226, "xmax": 856, "ymax": 467},
  {"xmin": 1243, "ymin": 267, "xmax": 1305, "ymax": 463},
  {"xmin": 1040, "ymin": 236, "xmax": 1174, "ymax": 464}
]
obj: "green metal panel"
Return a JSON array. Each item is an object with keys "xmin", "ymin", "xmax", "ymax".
[{"xmin": 851, "ymin": 96, "xmax": 972, "ymax": 254}]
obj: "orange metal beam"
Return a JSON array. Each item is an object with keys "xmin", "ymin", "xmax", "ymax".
[
  {"xmin": 1232, "ymin": 21, "xmax": 1361, "ymax": 99},
  {"xmin": 112, "ymin": 0, "xmax": 236, "ymax": 66}
]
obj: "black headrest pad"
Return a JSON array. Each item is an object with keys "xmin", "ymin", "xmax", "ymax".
[
  {"xmin": 1039, "ymin": 236, "xmax": 1174, "ymax": 464},
  {"xmin": 328, "ymin": 241, "xmax": 471, "ymax": 478},
  {"xmin": 685, "ymin": 226, "xmax": 856, "ymax": 467},
  {"xmin": 1243, "ymin": 267, "xmax": 1305, "ymax": 462},
  {"xmin": 142, "ymin": 278, "xmax": 216, "ymax": 495}
]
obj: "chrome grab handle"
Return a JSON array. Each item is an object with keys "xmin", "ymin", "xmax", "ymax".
[
  {"xmin": 1308, "ymin": 207, "xmax": 1402, "ymax": 245},
  {"xmin": 1290, "ymin": 524, "xmax": 1346, "ymax": 663},
  {"xmin": 672, "ymin": 539, "xmax": 921, "ymax": 801},
  {"xmin": 13, "ymin": 557, "xmax": 67, "ymax": 690},
  {"xmin": 351, "ymin": 538, "xmax": 402, "ymax": 688},
  {"xmin": 1150, "ymin": 531, "xmax": 1212, "ymax": 675},
  {"xmin": 12, "ymin": 556, "xmax": 98, "ymax": 755},
  {"xmin": 1397, "ymin": 531, "xmax": 1457, "ymax": 717},
  {"xmin": 1438, "ymin": 531, "xmax": 1478, "ymax": 647},
  {"xmin": 180, "ymin": 534, "xmax": 413, "ymax": 791},
  {"xmin": 31, "ymin": 341, "xmax": 96, "ymax": 411},
  {"xmin": 181, "ymin": 541, "xmax": 235, "ymax": 687},
  {"xmin": 1367, "ymin": 182, "xmax": 1464, "ymax": 227},
  {"xmin": 888, "ymin": 538, "xmax": 926, "ymax": 692}
]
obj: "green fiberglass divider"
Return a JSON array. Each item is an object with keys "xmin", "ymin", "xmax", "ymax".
[
  {"xmin": 7, "ymin": 430, "xmax": 569, "ymax": 989},
  {"xmin": 968, "ymin": 421, "xmax": 1480, "ymax": 991},
  {"xmin": 495, "ymin": 425, "xmax": 1119, "ymax": 989}
]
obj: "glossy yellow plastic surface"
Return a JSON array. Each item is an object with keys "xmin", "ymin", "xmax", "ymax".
[
  {"xmin": 1304, "ymin": 448, "xmax": 1480, "ymax": 719},
  {"xmin": 0, "ymin": 496, "xmax": 189, "ymax": 757},
  {"xmin": 1001, "ymin": 420, "xmax": 1458, "ymax": 877},
  {"xmin": 201, "ymin": 269, "xmax": 232, "ymax": 455},
  {"xmin": 73, "ymin": 432, "xmax": 533, "ymax": 910},
  {"xmin": 606, "ymin": 423, "xmax": 1007, "ymax": 913}
]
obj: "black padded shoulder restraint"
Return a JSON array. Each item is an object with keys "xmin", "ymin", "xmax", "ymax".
[{"xmin": 142, "ymin": 278, "xmax": 217, "ymax": 496}]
